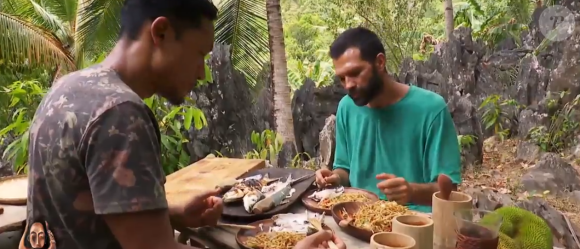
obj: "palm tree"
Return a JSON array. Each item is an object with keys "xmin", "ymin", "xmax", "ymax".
[
  {"xmin": 443, "ymin": 0, "xmax": 454, "ymax": 40},
  {"xmin": 0, "ymin": 0, "xmax": 123, "ymax": 70},
  {"xmin": 1, "ymin": 0, "xmax": 297, "ymax": 165},
  {"xmin": 0, "ymin": 0, "xmax": 271, "ymax": 85},
  {"xmin": 265, "ymin": 0, "xmax": 296, "ymax": 165},
  {"xmin": 217, "ymin": 0, "xmax": 296, "ymax": 165}
]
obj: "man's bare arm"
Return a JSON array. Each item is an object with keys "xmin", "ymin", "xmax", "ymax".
[
  {"xmin": 333, "ymin": 168, "xmax": 350, "ymax": 187},
  {"xmin": 104, "ymin": 210, "xmax": 198, "ymax": 249},
  {"xmin": 409, "ymin": 182, "xmax": 458, "ymax": 206}
]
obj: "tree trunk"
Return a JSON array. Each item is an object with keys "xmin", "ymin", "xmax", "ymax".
[
  {"xmin": 444, "ymin": 0, "xmax": 454, "ymax": 40},
  {"xmin": 266, "ymin": 0, "xmax": 296, "ymax": 167}
]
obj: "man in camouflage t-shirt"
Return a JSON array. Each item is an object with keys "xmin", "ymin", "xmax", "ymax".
[
  {"xmin": 26, "ymin": 1, "xmax": 223, "ymax": 249},
  {"xmin": 26, "ymin": 0, "xmax": 349, "ymax": 248}
]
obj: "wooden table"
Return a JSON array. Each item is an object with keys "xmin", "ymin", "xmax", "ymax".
[
  {"xmin": 0, "ymin": 204, "xmax": 26, "ymax": 234},
  {"xmin": 189, "ymin": 203, "xmax": 372, "ymax": 249}
]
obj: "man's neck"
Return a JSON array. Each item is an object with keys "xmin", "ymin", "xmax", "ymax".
[
  {"xmin": 367, "ymin": 74, "xmax": 410, "ymax": 109},
  {"xmin": 100, "ymin": 39, "xmax": 155, "ymax": 100}
]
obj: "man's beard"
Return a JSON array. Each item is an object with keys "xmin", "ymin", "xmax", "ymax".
[{"xmin": 348, "ymin": 67, "xmax": 383, "ymax": 106}]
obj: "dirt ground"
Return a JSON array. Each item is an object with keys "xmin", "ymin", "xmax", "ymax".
[{"xmin": 460, "ymin": 137, "xmax": 580, "ymax": 225}]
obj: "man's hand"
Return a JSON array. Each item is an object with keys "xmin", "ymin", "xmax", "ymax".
[
  {"xmin": 294, "ymin": 231, "xmax": 346, "ymax": 249},
  {"xmin": 315, "ymin": 169, "xmax": 341, "ymax": 187},
  {"xmin": 376, "ymin": 173, "xmax": 413, "ymax": 205},
  {"xmin": 172, "ymin": 188, "xmax": 224, "ymax": 228}
]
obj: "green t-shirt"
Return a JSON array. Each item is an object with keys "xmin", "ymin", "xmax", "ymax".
[{"xmin": 333, "ymin": 86, "xmax": 461, "ymax": 213}]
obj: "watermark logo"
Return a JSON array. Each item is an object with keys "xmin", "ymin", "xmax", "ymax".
[
  {"xmin": 539, "ymin": 5, "xmax": 576, "ymax": 42},
  {"xmin": 21, "ymin": 218, "xmax": 57, "ymax": 249}
]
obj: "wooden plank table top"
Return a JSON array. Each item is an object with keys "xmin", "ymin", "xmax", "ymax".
[
  {"xmin": 0, "ymin": 204, "xmax": 26, "ymax": 234},
  {"xmin": 189, "ymin": 203, "xmax": 372, "ymax": 249},
  {"xmin": 165, "ymin": 158, "xmax": 266, "ymax": 207}
]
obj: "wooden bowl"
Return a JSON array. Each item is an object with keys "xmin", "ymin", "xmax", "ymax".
[
  {"xmin": 331, "ymin": 201, "xmax": 377, "ymax": 242},
  {"xmin": 236, "ymin": 218, "xmax": 332, "ymax": 249},
  {"xmin": 301, "ymin": 187, "xmax": 379, "ymax": 214}
]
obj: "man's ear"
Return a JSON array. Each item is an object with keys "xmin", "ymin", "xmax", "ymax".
[
  {"xmin": 375, "ymin": 53, "xmax": 386, "ymax": 72},
  {"xmin": 150, "ymin": 16, "xmax": 171, "ymax": 45}
]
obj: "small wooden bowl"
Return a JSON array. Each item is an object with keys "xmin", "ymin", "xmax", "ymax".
[
  {"xmin": 302, "ymin": 187, "xmax": 379, "ymax": 214},
  {"xmin": 331, "ymin": 201, "xmax": 378, "ymax": 242},
  {"xmin": 236, "ymin": 218, "xmax": 333, "ymax": 249}
]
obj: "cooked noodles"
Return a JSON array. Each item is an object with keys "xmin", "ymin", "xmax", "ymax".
[
  {"xmin": 340, "ymin": 200, "xmax": 412, "ymax": 232},
  {"xmin": 245, "ymin": 232, "xmax": 306, "ymax": 249},
  {"xmin": 318, "ymin": 193, "xmax": 370, "ymax": 209}
]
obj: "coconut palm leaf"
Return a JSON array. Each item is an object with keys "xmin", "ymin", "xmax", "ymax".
[
  {"xmin": 74, "ymin": 0, "xmax": 122, "ymax": 67},
  {"xmin": 215, "ymin": 0, "xmax": 269, "ymax": 86},
  {"xmin": 0, "ymin": 11, "xmax": 74, "ymax": 69}
]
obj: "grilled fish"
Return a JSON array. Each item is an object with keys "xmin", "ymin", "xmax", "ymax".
[
  {"xmin": 251, "ymin": 175, "xmax": 300, "ymax": 214},
  {"xmin": 222, "ymin": 173, "xmax": 278, "ymax": 203},
  {"xmin": 243, "ymin": 189, "xmax": 264, "ymax": 212},
  {"xmin": 308, "ymin": 186, "xmax": 345, "ymax": 202}
]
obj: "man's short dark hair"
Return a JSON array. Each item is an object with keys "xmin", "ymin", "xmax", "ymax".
[
  {"xmin": 120, "ymin": 0, "xmax": 218, "ymax": 40},
  {"xmin": 329, "ymin": 27, "xmax": 385, "ymax": 62},
  {"xmin": 23, "ymin": 218, "xmax": 49, "ymax": 249}
]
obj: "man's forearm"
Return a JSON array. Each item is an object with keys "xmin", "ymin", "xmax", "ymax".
[
  {"xmin": 333, "ymin": 168, "xmax": 350, "ymax": 187},
  {"xmin": 409, "ymin": 183, "xmax": 457, "ymax": 206}
]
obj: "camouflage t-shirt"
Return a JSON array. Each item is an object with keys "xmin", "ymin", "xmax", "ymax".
[{"xmin": 26, "ymin": 65, "xmax": 168, "ymax": 249}]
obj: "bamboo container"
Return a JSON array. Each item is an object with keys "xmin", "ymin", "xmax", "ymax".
[
  {"xmin": 370, "ymin": 232, "xmax": 417, "ymax": 249},
  {"xmin": 432, "ymin": 191, "xmax": 473, "ymax": 248},
  {"xmin": 392, "ymin": 215, "xmax": 434, "ymax": 249}
]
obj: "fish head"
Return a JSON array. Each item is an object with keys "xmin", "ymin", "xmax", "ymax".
[
  {"xmin": 335, "ymin": 186, "xmax": 345, "ymax": 193},
  {"xmin": 243, "ymin": 190, "xmax": 264, "ymax": 212},
  {"xmin": 223, "ymin": 188, "xmax": 245, "ymax": 203}
]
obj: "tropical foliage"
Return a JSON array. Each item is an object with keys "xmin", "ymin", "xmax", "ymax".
[{"xmin": 0, "ymin": 0, "xmax": 542, "ymax": 173}]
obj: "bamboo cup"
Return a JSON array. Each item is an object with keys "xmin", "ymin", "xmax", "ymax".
[
  {"xmin": 432, "ymin": 191, "xmax": 473, "ymax": 248},
  {"xmin": 392, "ymin": 215, "xmax": 434, "ymax": 249},
  {"xmin": 370, "ymin": 232, "xmax": 417, "ymax": 249}
]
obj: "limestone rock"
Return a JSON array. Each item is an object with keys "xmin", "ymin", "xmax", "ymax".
[{"xmin": 521, "ymin": 153, "xmax": 580, "ymax": 197}]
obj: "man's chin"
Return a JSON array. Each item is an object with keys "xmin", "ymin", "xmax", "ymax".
[{"xmin": 349, "ymin": 95, "xmax": 370, "ymax": 106}]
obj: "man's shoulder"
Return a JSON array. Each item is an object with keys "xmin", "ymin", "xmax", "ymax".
[
  {"xmin": 45, "ymin": 65, "xmax": 148, "ymax": 120},
  {"xmin": 337, "ymin": 95, "xmax": 355, "ymax": 110},
  {"xmin": 407, "ymin": 86, "xmax": 447, "ymax": 114},
  {"xmin": 32, "ymin": 65, "xmax": 154, "ymax": 146}
]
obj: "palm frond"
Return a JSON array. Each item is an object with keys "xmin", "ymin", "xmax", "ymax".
[
  {"xmin": 74, "ymin": 0, "xmax": 122, "ymax": 67},
  {"xmin": 215, "ymin": 0, "xmax": 269, "ymax": 86},
  {"xmin": 41, "ymin": 0, "xmax": 79, "ymax": 24},
  {"xmin": 2, "ymin": 0, "xmax": 71, "ymax": 47},
  {"xmin": 0, "ymin": 12, "xmax": 74, "ymax": 69}
]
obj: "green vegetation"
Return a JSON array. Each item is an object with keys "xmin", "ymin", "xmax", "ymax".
[
  {"xmin": 244, "ymin": 129, "xmax": 283, "ymax": 161},
  {"xmin": 0, "ymin": 0, "xmax": 554, "ymax": 173},
  {"xmin": 457, "ymin": 134, "xmax": 477, "ymax": 153},
  {"xmin": 479, "ymin": 94, "xmax": 523, "ymax": 141},
  {"xmin": 529, "ymin": 92, "xmax": 580, "ymax": 153}
]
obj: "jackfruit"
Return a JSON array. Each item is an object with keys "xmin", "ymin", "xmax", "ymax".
[{"xmin": 480, "ymin": 206, "xmax": 553, "ymax": 249}]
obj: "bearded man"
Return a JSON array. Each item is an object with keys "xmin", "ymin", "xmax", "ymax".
[{"xmin": 315, "ymin": 27, "xmax": 462, "ymax": 213}]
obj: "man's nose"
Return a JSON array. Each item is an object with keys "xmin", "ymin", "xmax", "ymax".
[{"xmin": 344, "ymin": 78, "xmax": 356, "ymax": 91}]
